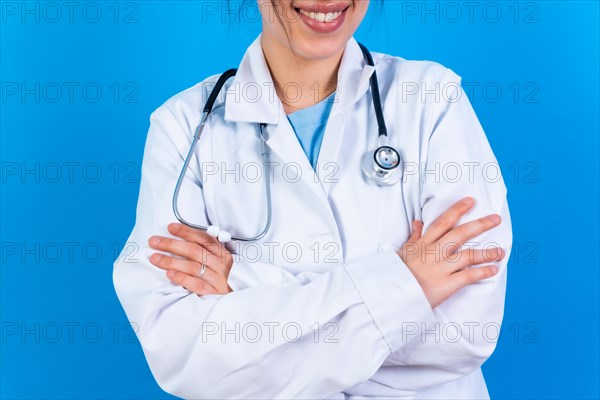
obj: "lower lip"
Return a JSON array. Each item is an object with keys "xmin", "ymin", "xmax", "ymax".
[{"xmin": 296, "ymin": 8, "xmax": 348, "ymax": 34}]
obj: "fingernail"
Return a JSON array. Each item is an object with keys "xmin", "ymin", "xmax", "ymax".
[
  {"xmin": 497, "ymin": 249, "xmax": 505, "ymax": 260},
  {"xmin": 491, "ymin": 266, "xmax": 498, "ymax": 274},
  {"xmin": 166, "ymin": 270, "xmax": 175, "ymax": 279},
  {"xmin": 488, "ymin": 214, "xmax": 501, "ymax": 223},
  {"xmin": 461, "ymin": 197, "xmax": 474, "ymax": 206},
  {"xmin": 149, "ymin": 237, "xmax": 159, "ymax": 246}
]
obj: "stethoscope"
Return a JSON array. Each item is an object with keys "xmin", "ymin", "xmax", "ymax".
[{"xmin": 173, "ymin": 43, "xmax": 402, "ymax": 243}]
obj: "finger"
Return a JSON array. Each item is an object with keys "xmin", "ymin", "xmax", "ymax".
[
  {"xmin": 150, "ymin": 253, "xmax": 230, "ymax": 293},
  {"xmin": 149, "ymin": 236, "xmax": 220, "ymax": 266},
  {"xmin": 439, "ymin": 214, "xmax": 502, "ymax": 248},
  {"xmin": 398, "ymin": 221, "xmax": 423, "ymax": 262},
  {"xmin": 408, "ymin": 220, "xmax": 423, "ymax": 243},
  {"xmin": 166, "ymin": 269, "xmax": 219, "ymax": 296},
  {"xmin": 447, "ymin": 265, "xmax": 499, "ymax": 292},
  {"xmin": 423, "ymin": 197, "xmax": 475, "ymax": 243},
  {"xmin": 444, "ymin": 247, "xmax": 505, "ymax": 272},
  {"xmin": 149, "ymin": 236, "xmax": 232, "ymax": 276},
  {"xmin": 168, "ymin": 223, "xmax": 230, "ymax": 261}
]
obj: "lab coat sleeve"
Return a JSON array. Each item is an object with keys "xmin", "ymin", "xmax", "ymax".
[
  {"xmin": 113, "ymin": 103, "xmax": 436, "ymax": 399},
  {"xmin": 380, "ymin": 68, "xmax": 512, "ymax": 390}
]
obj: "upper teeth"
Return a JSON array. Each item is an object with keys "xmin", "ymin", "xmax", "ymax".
[{"xmin": 298, "ymin": 9, "xmax": 343, "ymax": 23}]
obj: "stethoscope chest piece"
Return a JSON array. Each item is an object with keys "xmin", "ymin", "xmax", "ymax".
[{"xmin": 362, "ymin": 145, "xmax": 403, "ymax": 185}]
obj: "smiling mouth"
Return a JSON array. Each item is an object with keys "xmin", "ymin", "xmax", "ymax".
[{"xmin": 294, "ymin": 5, "xmax": 349, "ymax": 23}]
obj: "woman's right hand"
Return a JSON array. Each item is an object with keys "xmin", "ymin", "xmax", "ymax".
[{"xmin": 399, "ymin": 197, "xmax": 505, "ymax": 309}]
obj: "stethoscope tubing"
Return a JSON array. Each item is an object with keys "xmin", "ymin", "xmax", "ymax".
[
  {"xmin": 172, "ymin": 110, "xmax": 272, "ymax": 242},
  {"xmin": 172, "ymin": 43, "xmax": 399, "ymax": 241}
]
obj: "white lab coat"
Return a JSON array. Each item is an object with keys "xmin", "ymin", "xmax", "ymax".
[{"xmin": 113, "ymin": 34, "xmax": 512, "ymax": 399}]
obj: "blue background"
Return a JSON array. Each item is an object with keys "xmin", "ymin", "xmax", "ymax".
[{"xmin": 1, "ymin": 1, "xmax": 598, "ymax": 399}]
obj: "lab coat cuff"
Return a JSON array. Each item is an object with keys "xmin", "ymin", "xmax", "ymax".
[{"xmin": 344, "ymin": 250, "xmax": 436, "ymax": 352}]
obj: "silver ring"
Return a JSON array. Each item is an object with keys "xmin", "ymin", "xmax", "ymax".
[{"xmin": 198, "ymin": 264, "xmax": 207, "ymax": 279}]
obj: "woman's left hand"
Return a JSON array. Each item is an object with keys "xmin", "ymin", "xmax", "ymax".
[{"xmin": 148, "ymin": 223, "xmax": 233, "ymax": 295}]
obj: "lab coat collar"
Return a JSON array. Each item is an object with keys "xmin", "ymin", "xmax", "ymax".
[{"xmin": 224, "ymin": 34, "xmax": 376, "ymax": 125}]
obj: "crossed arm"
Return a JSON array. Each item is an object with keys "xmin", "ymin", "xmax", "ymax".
[{"xmin": 149, "ymin": 197, "xmax": 505, "ymax": 309}]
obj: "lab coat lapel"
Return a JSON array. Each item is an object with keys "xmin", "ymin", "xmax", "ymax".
[
  {"xmin": 316, "ymin": 39, "xmax": 375, "ymax": 196},
  {"xmin": 264, "ymin": 111, "xmax": 331, "ymax": 207},
  {"xmin": 223, "ymin": 34, "xmax": 377, "ymax": 200},
  {"xmin": 224, "ymin": 35, "xmax": 280, "ymax": 125},
  {"xmin": 222, "ymin": 35, "xmax": 328, "ymax": 203}
]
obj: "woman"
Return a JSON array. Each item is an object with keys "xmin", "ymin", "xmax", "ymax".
[{"xmin": 113, "ymin": 0, "xmax": 512, "ymax": 398}]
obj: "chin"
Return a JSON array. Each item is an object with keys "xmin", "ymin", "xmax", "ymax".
[
  {"xmin": 260, "ymin": 0, "xmax": 366, "ymax": 62},
  {"xmin": 290, "ymin": 36, "xmax": 350, "ymax": 60}
]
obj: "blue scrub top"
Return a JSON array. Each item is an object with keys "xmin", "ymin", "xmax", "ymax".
[{"xmin": 286, "ymin": 91, "xmax": 336, "ymax": 169}]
